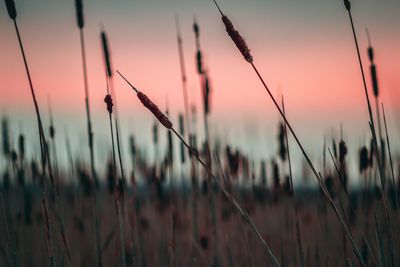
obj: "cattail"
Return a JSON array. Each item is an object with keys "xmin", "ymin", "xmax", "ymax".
[
  {"xmin": 1, "ymin": 117, "xmax": 10, "ymax": 157},
  {"xmin": 339, "ymin": 139, "xmax": 347, "ymax": 164},
  {"xmin": 370, "ymin": 64, "xmax": 379, "ymax": 97},
  {"xmin": 196, "ymin": 50, "xmax": 203, "ymax": 74},
  {"xmin": 101, "ymin": 31, "xmax": 113, "ymax": 77},
  {"xmin": 49, "ymin": 125, "xmax": 55, "ymax": 139},
  {"xmin": 343, "ymin": 0, "xmax": 351, "ymax": 11},
  {"xmin": 75, "ymin": 0, "xmax": 84, "ymax": 29},
  {"xmin": 203, "ymin": 73, "xmax": 211, "ymax": 115},
  {"xmin": 332, "ymin": 138, "xmax": 338, "ymax": 159},
  {"xmin": 211, "ymin": 0, "xmax": 253, "ymax": 64},
  {"xmin": 193, "ymin": 19, "xmax": 199, "ymax": 38},
  {"xmin": 178, "ymin": 114, "xmax": 185, "ymax": 163},
  {"xmin": 193, "ymin": 18, "xmax": 203, "ymax": 74},
  {"xmin": 152, "ymin": 122, "xmax": 158, "ymax": 145},
  {"xmin": 278, "ymin": 122, "xmax": 287, "ymax": 162},
  {"xmin": 221, "ymin": 15, "xmax": 253, "ymax": 63},
  {"xmin": 359, "ymin": 146, "xmax": 368, "ymax": 173},
  {"xmin": 260, "ymin": 160, "xmax": 267, "ymax": 187},
  {"xmin": 137, "ymin": 92, "xmax": 173, "ymax": 129},
  {"xmin": 104, "ymin": 94, "xmax": 113, "ymax": 114},
  {"xmin": 18, "ymin": 133, "xmax": 25, "ymax": 159},
  {"xmin": 4, "ymin": 0, "xmax": 17, "ymax": 20}
]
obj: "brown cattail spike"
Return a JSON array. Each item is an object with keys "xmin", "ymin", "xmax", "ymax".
[
  {"xmin": 366, "ymin": 29, "xmax": 374, "ymax": 62},
  {"xmin": 4, "ymin": 0, "xmax": 17, "ymax": 20},
  {"xmin": 101, "ymin": 31, "xmax": 112, "ymax": 77},
  {"xmin": 344, "ymin": 0, "xmax": 351, "ymax": 11},
  {"xmin": 75, "ymin": 0, "xmax": 84, "ymax": 29},
  {"xmin": 221, "ymin": 15, "xmax": 253, "ymax": 63},
  {"xmin": 104, "ymin": 94, "xmax": 113, "ymax": 114},
  {"xmin": 370, "ymin": 64, "xmax": 378, "ymax": 97},
  {"xmin": 137, "ymin": 92, "xmax": 173, "ymax": 129},
  {"xmin": 193, "ymin": 19, "xmax": 199, "ymax": 38}
]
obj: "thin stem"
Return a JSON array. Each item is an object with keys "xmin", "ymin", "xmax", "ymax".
[
  {"xmin": 249, "ymin": 62, "xmax": 365, "ymax": 267},
  {"xmin": 382, "ymin": 103, "xmax": 398, "ymax": 208},
  {"xmin": 79, "ymin": 28, "xmax": 97, "ymax": 186},
  {"xmin": 282, "ymin": 97, "xmax": 304, "ymax": 267},
  {"xmin": 13, "ymin": 19, "xmax": 46, "ymax": 172},
  {"xmin": 175, "ymin": 15, "xmax": 192, "ymax": 140},
  {"xmin": 346, "ymin": 9, "xmax": 394, "ymax": 265}
]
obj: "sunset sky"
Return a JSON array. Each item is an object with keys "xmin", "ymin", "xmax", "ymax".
[{"xmin": 1, "ymin": 0, "xmax": 399, "ymax": 182}]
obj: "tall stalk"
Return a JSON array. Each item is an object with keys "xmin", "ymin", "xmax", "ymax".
[
  {"xmin": 210, "ymin": 1, "xmax": 365, "ymax": 265},
  {"xmin": 342, "ymin": 1, "xmax": 394, "ymax": 266},
  {"xmin": 282, "ymin": 97, "xmax": 304, "ymax": 267}
]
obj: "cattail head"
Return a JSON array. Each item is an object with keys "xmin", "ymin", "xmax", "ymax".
[
  {"xmin": 101, "ymin": 31, "xmax": 113, "ymax": 77},
  {"xmin": 339, "ymin": 139, "xmax": 347, "ymax": 163},
  {"xmin": 4, "ymin": 0, "xmax": 17, "ymax": 20},
  {"xmin": 193, "ymin": 19, "xmax": 199, "ymax": 38},
  {"xmin": 359, "ymin": 146, "xmax": 368, "ymax": 173},
  {"xmin": 203, "ymin": 73, "xmax": 211, "ymax": 115},
  {"xmin": 196, "ymin": 50, "xmax": 203, "ymax": 74},
  {"xmin": 368, "ymin": 46, "xmax": 374, "ymax": 62},
  {"xmin": 104, "ymin": 94, "xmax": 113, "ymax": 114},
  {"xmin": 137, "ymin": 92, "xmax": 173, "ymax": 129},
  {"xmin": 18, "ymin": 133, "xmax": 25, "ymax": 159},
  {"xmin": 370, "ymin": 64, "xmax": 379, "ymax": 97},
  {"xmin": 49, "ymin": 125, "xmax": 55, "ymax": 139},
  {"xmin": 2, "ymin": 117, "xmax": 10, "ymax": 157},
  {"xmin": 277, "ymin": 122, "xmax": 287, "ymax": 162},
  {"xmin": 221, "ymin": 15, "xmax": 253, "ymax": 63},
  {"xmin": 75, "ymin": 0, "xmax": 84, "ymax": 29},
  {"xmin": 344, "ymin": 0, "xmax": 351, "ymax": 11},
  {"xmin": 178, "ymin": 113, "xmax": 185, "ymax": 163}
]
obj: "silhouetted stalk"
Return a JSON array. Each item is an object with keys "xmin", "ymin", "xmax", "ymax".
[
  {"xmin": 282, "ymin": 97, "xmax": 304, "ymax": 267},
  {"xmin": 382, "ymin": 104, "xmax": 398, "ymax": 208},
  {"xmin": 175, "ymin": 15, "xmax": 192, "ymax": 146},
  {"xmin": 192, "ymin": 17, "xmax": 218, "ymax": 266},
  {"xmin": 78, "ymin": 18, "xmax": 97, "ymax": 186},
  {"xmin": 118, "ymin": 72, "xmax": 281, "ymax": 266},
  {"xmin": 342, "ymin": 5, "xmax": 394, "ymax": 264},
  {"xmin": 211, "ymin": 1, "xmax": 365, "ymax": 265},
  {"xmin": 42, "ymin": 197, "xmax": 56, "ymax": 267},
  {"xmin": 101, "ymin": 30, "xmax": 126, "ymax": 267},
  {"xmin": 6, "ymin": 2, "xmax": 71, "ymax": 262}
]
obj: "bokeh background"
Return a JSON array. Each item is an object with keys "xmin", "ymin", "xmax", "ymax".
[{"xmin": 1, "ymin": 0, "xmax": 399, "ymax": 183}]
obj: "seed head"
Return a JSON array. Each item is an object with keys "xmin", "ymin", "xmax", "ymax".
[
  {"xmin": 101, "ymin": 31, "xmax": 113, "ymax": 77},
  {"xmin": 339, "ymin": 140, "xmax": 347, "ymax": 163},
  {"xmin": 359, "ymin": 146, "xmax": 368, "ymax": 173},
  {"xmin": 4, "ymin": 0, "xmax": 17, "ymax": 20},
  {"xmin": 344, "ymin": 0, "xmax": 351, "ymax": 11},
  {"xmin": 221, "ymin": 15, "xmax": 253, "ymax": 63},
  {"xmin": 137, "ymin": 92, "xmax": 173, "ymax": 129},
  {"xmin": 370, "ymin": 64, "xmax": 379, "ymax": 97},
  {"xmin": 104, "ymin": 94, "xmax": 113, "ymax": 114},
  {"xmin": 75, "ymin": 0, "xmax": 84, "ymax": 29}
]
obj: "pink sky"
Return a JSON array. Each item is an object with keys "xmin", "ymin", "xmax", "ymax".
[{"xmin": 0, "ymin": 0, "xmax": 399, "ymax": 180}]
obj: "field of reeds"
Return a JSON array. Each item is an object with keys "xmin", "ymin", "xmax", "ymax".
[{"xmin": 1, "ymin": 0, "xmax": 399, "ymax": 266}]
